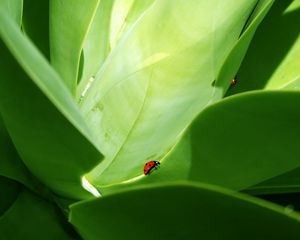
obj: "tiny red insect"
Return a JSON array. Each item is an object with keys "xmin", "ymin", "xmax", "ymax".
[
  {"xmin": 144, "ymin": 161, "xmax": 160, "ymax": 175},
  {"xmin": 231, "ymin": 79, "xmax": 237, "ymax": 86}
]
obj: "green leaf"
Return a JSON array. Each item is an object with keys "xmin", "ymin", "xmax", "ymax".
[
  {"xmin": 282, "ymin": 76, "xmax": 300, "ymax": 90},
  {"xmin": 187, "ymin": 91, "xmax": 300, "ymax": 190},
  {"xmin": 99, "ymin": 131, "xmax": 192, "ymax": 195},
  {"xmin": 228, "ymin": 0, "xmax": 300, "ymax": 94},
  {"xmin": 263, "ymin": 0, "xmax": 300, "ymax": 90},
  {"xmin": 246, "ymin": 167, "xmax": 300, "ymax": 195},
  {"xmin": 108, "ymin": 0, "xmax": 156, "ymax": 50},
  {"xmin": 0, "ymin": 176, "xmax": 20, "ymax": 216},
  {"xmin": 101, "ymin": 90, "xmax": 300, "ymax": 194},
  {"xmin": 77, "ymin": 0, "xmax": 157, "ymax": 96},
  {"xmin": 49, "ymin": 0, "xmax": 100, "ymax": 94},
  {"xmin": 0, "ymin": 115, "xmax": 34, "ymax": 190},
  {"xmin": 81, "ymin": 0, "xmax": 258, "ymax": 187},
  {"xmin": 77, "ymin": 0, "xmax": 114, "ymax": 95},
  {"xmin": 70, "ymin": 182, "xmax": 300, "ymax": 240},
  {"xmin": 22, "ymin": 0, "xmax": 50, "ymax": 59},
  {"xmin": 242, "ymin": 0, "xmax": 274, "ymax": 30},
  {"xmin": 0, "ymin": 10, "xmax": 103, "ymax": 199},
  {"xmin": 213, "ymin": 0, "xmax": 274, "ymax": 100},
  {"xmin": 0, "ymin": 0, "xmax": 23, "ymax": 26},
  {"xmin": 0, "ymin": 189, "xmax": 74, "ymax": 239}
]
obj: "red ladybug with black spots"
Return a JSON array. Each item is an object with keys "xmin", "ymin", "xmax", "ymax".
[{"xmin": 144, "ymin": 161, "xmax": 160, "ymax": 175}]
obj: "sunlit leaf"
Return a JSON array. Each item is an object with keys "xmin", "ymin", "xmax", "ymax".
[
  {"xmin": 213, "ymin": 0, "xmax": 274, "ymax": 100},
  {"xmin": 101, "ymin": 91, "xmax": 300, "ymax": 195},
  {"xmin": 0, "ymin": 0, "xmax": 23, "ymax": 26},
  {"xmin": 81, "ymin": 0, "xmax": 259, "ymax": 187},
  {"xmin": 228, "ymin": 0, "xmax": 300, "ymax": 94}
]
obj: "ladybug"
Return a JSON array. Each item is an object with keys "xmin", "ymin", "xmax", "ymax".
[
  {"xmin": 231, "ymin": 79, "xmax": 237, "ymax": 86},
  {"xmin": 144, "ymin": 161, "xmax": 160, "ymax": 175}
]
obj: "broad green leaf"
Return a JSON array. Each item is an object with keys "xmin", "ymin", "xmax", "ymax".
[
  {"xmin": 102, "ymin": 91, "xmax": 300, "ymax": 194},
  {"xmin": 81, "ymin": 0, "xmax": 258, "ymax": 187},
  {"xmin": 0, "ymin": 10, "xmax": 103, "ymax": 199},
  {"xmin": 0, "ymin": 176, "xmax": 20, "ymax": 216},
  {"xmin": 77, "ymin": 0, "xmax": 156, "ymax": 97},
  {"xmin": 0, "ymin": 189, "xmax": 74, "ymax": 239},
  {"xmin": 228, "ymin": 0, "xmax": 300, "ymax": 95},
  {"xmin": 70, "ymin": 183, "xmax": 300, "ymax": 240},
  {"xmin": 49, "ymin": 0, "xmax": 100, "ymax": 94},
  {"xmin": 22, "ymin": 0, "xmax": 50, "ymax": 59},
  {"xmin": 188, "ymin": 91, "xmax": 300, "ymax": 190},
  {"xmin": 99, "ymin": 131, "xmax": 192, "ymax": 195},
  {"xmin": 186, "ymin": 91, "xmax": 300, "ymax": 191},
  {"xmin": 213, "ymin": 0, "xmax": 274, "ymax": 100},
  {"xmin": 0, "ymin": 0, "xmax": 23, "ymax": 26},
  {"xmin": 0, "ymin": 115, "xmax": 34, "ymax": 190}
]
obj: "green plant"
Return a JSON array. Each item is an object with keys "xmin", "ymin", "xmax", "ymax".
[{"xmin": 1, "ymin": 0, "xmax": 300, "ymax": 239}]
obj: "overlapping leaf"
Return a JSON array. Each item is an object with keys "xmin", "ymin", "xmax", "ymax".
[
  {"xmin": 22, "ymin": 0, "xmax": 50, "ymax": 59},
  {"xmin": 77, "ymin": 0, "xmax": 157, "ymax": 95},
  {"xmin": 0, "ymin": 116, "xmax": 34, "ymax": 190},
  {"xmin": 228, "ymin": 0, "xmax": 300, "ymax": 94},
  {"xmin": 0, "ymin": 9, "xmax": 103, "ymax": 199},
  {"xmin": 80, "ymin": 0, "xmax": 259, "ymax": 187},
  {"xmin": 0, "ymin": 189, "xmax": 74, "ymax": 239},
  {"xmin": 49, "ymin": 0, "xmax": 100, "ymax": 94},
  {"xmin": 101, "ymin": 91, "xmax": 300, "ymax": 195},
  {"xmin": 70, "ymin": 183, "xmax": 300, "ymax": 240},
  {"xmin": 0, "ymin": 0, "xmax": 23, "ymax": 26},
  {"xmin": 0, "ymin": 176, "xmax": 20, "ymax": 216},
  {"xmin": 213, "ymin": 0, "xmax": 274, "ymax": 100}
]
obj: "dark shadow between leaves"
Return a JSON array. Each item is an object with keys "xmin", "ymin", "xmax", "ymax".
[{"xmin": 227, "ymin": 0, "xmax": 300, "ymax": 95}]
